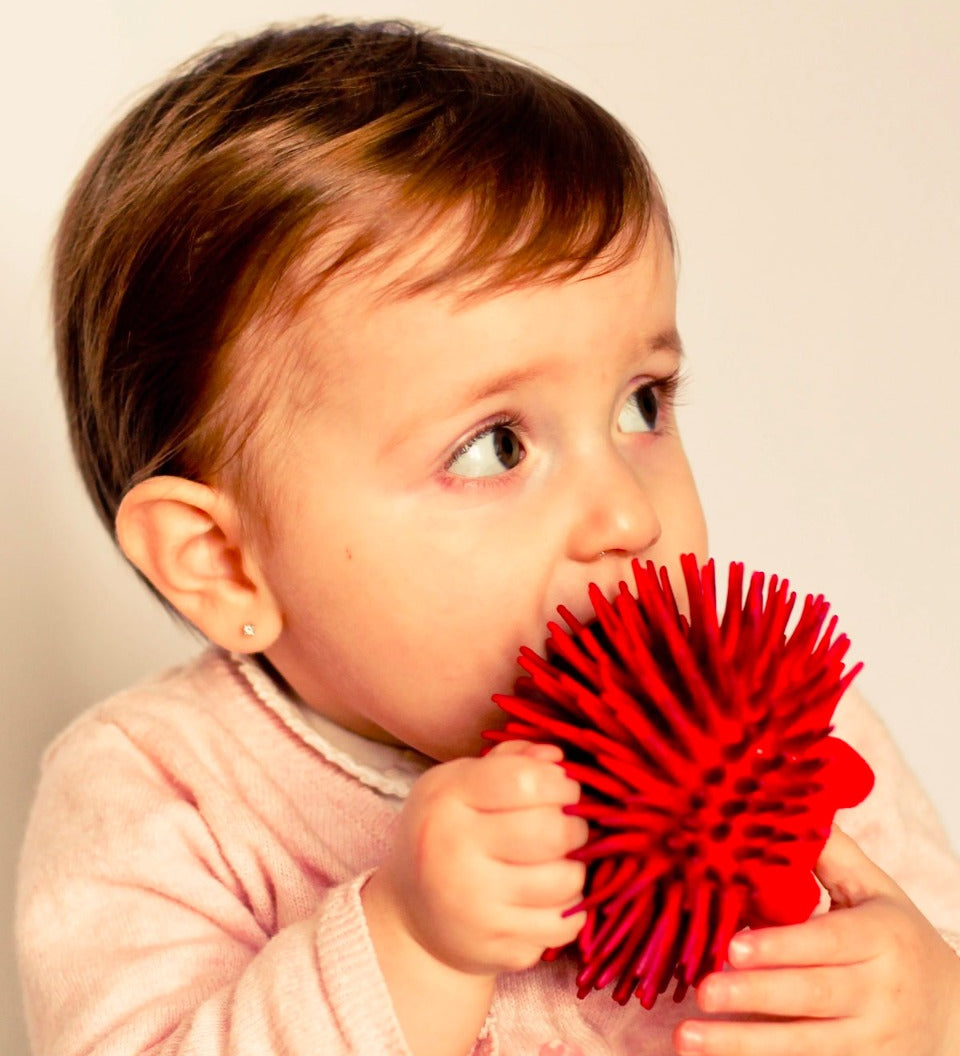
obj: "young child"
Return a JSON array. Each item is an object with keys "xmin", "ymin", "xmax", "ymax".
[{"xmin": 17, "ymin": 18, "xmax": 960, "ymax": 1056}]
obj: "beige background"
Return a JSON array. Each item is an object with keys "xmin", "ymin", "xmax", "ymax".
[{"xmin": 3, "ymin": 1, "xmax": 958, "ymax": 1051}]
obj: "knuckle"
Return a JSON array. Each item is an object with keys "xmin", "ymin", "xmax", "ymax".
[
  {"xmin": 496, "ymin": 756, "xmax": 541, "ymax": 802},
  {"xmin": 512, "ymin": 761, "xmax": 539, "ymax": 799},
  {"xmin": 508, "ymin": 756, "xmax": 573, "ymax": 805},
  {"xmin": 414, "ymin": 794, "xmax": 470, "ymax": 862},
  {"xmin": 806, "ymin": 973, "xmax": 832, "ymax": 1013}
]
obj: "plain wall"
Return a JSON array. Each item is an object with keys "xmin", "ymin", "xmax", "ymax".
[{"xmin": 3, "ymin": 2, "xmax": 957, "ymax": 1051}]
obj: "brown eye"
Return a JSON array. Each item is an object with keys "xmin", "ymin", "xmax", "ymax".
[
  {"xmin": 448, "ymin": 423, "xmax": 526, "ymax": 478},
  {"xmin": 493, "ymin": 427, "xmax": 523, "ymax": 469},
  {"xmin": 618, "ymin": 383, "xmax": 660, "ymax": 433}
]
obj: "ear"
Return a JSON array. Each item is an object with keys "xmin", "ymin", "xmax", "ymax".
[{"xmin": 115, "ymin": 476, "xmax": 282, "ymax": 653}]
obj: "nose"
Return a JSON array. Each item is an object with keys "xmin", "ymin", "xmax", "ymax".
[{"xmin": 564, "ymin": 445, "xmax": 662, "ymax": 563}]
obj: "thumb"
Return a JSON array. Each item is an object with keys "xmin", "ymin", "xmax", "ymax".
[{"xmin": 815, "ymin": 825, "xmax": 902, "ymax": 909}]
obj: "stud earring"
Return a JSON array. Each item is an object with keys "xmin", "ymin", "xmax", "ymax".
[{"xmin": 242, "ymin": 623, "xmax": 255, "ymax": 638}]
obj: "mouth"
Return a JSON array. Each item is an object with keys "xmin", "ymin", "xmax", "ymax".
[
  {"xmin": 548, "ymin": 565, "xmax": 640, "ymax": 638},
  {"xmin": 494, "ymin": 559, "xmax": 660, "ymax": 710}
]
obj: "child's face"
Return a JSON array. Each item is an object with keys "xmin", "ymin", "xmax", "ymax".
[{"xmin": 253, "ymin": 229, "xmax": 707, "ymax": 761}]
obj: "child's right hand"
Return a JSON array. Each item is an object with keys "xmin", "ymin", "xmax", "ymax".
[
  {"xmin": 369, "ymin": 740, "xmax": 588, "ymax": 977},
  {"xmin": 361, "ymin": 741, "xmax": 587, "ymax": 1055}
]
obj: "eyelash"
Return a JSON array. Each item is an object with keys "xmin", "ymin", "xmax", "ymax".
[
  {"xmin": 444, "ymin": 413, "xmax": 526, "ymax": 473},
  {"xmin": 639, "ymin": 368, "xmax": 685, "ymax": 428},
  {"xmin": 441, "ymin": 368, "xmax": 687, "ymax": 477}
]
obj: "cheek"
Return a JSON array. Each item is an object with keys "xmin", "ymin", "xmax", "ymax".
[
  {"xmin": 679, "ymin": 490, "xmax": 708, "ymax": 555},
  {"xmin": 305, "ymin": 528, "xmax": 534, "ymax": 665},
  {"xmin": 657, "ymin": 458, "xmax": 708, "ymax": 554}
]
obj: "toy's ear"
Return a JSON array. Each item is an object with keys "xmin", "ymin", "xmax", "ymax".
[{"xmin": 115, "ymin": 476, "xmax": 281, "ymax": 653}]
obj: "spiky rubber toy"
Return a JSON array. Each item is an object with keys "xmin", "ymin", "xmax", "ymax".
[{"xmin": 485, "ymin": 555, "xmax": 874, "ymax": 1008}]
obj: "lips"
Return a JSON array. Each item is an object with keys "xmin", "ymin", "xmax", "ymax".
[{"xmin": 546, "ymin": 566, "xmax": 641, "ymax": 639}]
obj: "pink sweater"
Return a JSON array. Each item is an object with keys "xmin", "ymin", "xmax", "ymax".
[{"xmin": 16, "ymin": 649, "xmax": 960, "ymax": 1056}]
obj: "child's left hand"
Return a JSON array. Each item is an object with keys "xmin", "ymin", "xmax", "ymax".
[{"xmin": 674, "ymin": 827, "xmax": 960, "ymax": 1055}]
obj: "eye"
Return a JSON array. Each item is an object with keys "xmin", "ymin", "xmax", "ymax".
[
  {"xmin": 617, "ymin": 381, "xmax": 662, "ymax": 434},
  {"xmin": 448, "ymin": 423, "xmax": 525, "ymax": 478}
]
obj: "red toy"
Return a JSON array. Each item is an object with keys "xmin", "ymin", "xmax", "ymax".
[{"xmin": 485, "ymin": 555, "xmax": 874, "ymax": 1008}]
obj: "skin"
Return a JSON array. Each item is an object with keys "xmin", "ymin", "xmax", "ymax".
[
  {"xmin": 675, "ymin": 827, "xmax": 960, "ymax": 1056},
  {"xmin": 252, "ymin": 232, "xmax": 706, "ymax": 763},
  {"xmin": 121, "ymin": 226, "xmax": 960, "ymax": 1055},
  {"xmin": 244, "ymin": 230, "xmax": 707, "ymax": 1054}
]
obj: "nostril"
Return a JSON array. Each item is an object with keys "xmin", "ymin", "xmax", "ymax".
[{"xmin": 566, "ymin": 465, "xmax": 662, "ymax": 564}]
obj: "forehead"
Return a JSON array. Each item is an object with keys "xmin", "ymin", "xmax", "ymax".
[
  {"xmin": 221, "ymin": 224, "xmax": 679, "ymax": 518},
  {"xmin": 275, "ymin": 224, "xmax": 677, "ymax": 399}
]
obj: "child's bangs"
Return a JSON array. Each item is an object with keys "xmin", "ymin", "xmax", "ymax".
[
  {"xmin": 272, "ymin": 70, "xmax": 669, "ymax": 310},
  {"xmin": 366, "ymin": 84, "xmax": 668, "ymax": 296}
]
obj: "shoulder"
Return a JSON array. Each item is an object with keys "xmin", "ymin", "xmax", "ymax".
[
  {"xmin": 43, "ymin": 649, "xmax": 302, "ymax": 775},
  {"xmin": 24, "ymin": 650, "xmax": 288, "ymax": 839},
  {"xmin": 20, "ymin": 649, "xmax": 398, "ymax": 909},
  {"xmin": 29, "ymin": 649, "xmax": 383, "ymax": 847}
]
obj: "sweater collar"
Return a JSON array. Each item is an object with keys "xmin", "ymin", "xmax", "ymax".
[{"xmin": 230, "ymin": 652, "xmax": 432, "ymax": 801}]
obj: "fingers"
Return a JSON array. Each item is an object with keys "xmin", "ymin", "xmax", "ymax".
[
  {"xmin": 459, "ymin": 742, "xmax": 581, "ymax": 812},
  {"xmin": 498, "ymin": 857, "xmax": 586, "ymax": 908},
  {"xmin": 484, "ymin": 805, "xmax": 589, "ymax": 864},
  {"xmin": 726, "ymin": 829, "xmax": 909, "ymax": 970},
  {"xmin": 488, "ymin": 739, "xmax": 564, "ymax": 763},
  {"xmin": 387, "ymin": 748, "xmax": 588, "ymax": 975},
  {"xmin": 411, "ymin": 748, "xmax": 585, "ymax": 871},
  {"xmin": 727, "ymin": 912, "xmax": 867, "ymax": 969},
  {"xmin": 728, "ymin": 898, "xmax": 905, "ymax": 969},
  {"xmin": 815, "ymin": 825, "xmax": 901, "ymax": 908},
  {"xmin": 674, "ymin": 1016, "xmax": 852, "ymax": 1056},
  {"xmin": 677, "ymin": 834, "xmax": 960, "ymax": 1056},
  {"xmin": 476, "ymin": 904, "xmax": 586, "ymax": 972},
  {"xmin": 698, "ymin": 962, "xmax": 859, "ymax": 1019}
]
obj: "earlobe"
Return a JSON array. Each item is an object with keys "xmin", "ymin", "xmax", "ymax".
[{"xmin": 115, "ymin": 476, "xmax": 282, "ymax": 652}]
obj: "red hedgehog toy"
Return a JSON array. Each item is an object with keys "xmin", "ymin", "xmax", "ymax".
[{"xmin": 485, "ymin": 554, "xmax": 874, "ymax": 1008}]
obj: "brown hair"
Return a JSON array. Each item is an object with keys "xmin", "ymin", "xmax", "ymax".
[{"xmin": 54, "ymin": 18, "xmax": 668, "ymax": 540}]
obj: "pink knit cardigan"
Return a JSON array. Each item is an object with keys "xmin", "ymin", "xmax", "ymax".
[{"xmin": 16, "ymin": 649, "xmax": 960, "ymax": 1055}]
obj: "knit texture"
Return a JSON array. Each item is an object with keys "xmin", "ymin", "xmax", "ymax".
[{"xmin": 16, "ymin": 649, "xmax": 960, "ymax": 1055}]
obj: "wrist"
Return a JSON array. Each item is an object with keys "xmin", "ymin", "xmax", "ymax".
[{"xmin": 362, "ymin": 869, "xmax": 496, "ymax": 1056}]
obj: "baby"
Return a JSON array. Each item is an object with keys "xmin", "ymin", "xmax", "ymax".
[{"xmin": 17, "ymin": 18, "xmax": 960, "ymax": 1056}]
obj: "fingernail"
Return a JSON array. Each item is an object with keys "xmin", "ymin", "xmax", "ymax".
[{"xmin": 675, "ymin": 1022, "xmax": 705, "ymax": 1055}]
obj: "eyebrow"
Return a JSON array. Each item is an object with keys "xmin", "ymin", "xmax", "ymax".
[
  {"xmin": 465, "ymin": 363, "xmax": 549, "ymax": 403},
  {"xmin": 648, "ymin": 327, "xmax": 685, "ymax": 358},
  {"xmin": 380, "ymin": 327, "xmax": 685, "ymax": 458},
  {"xmin": 465, "ymin": 327, "xmax": 685, "ymax": 403}
]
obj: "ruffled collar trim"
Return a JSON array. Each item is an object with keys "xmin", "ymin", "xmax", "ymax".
[{"xmin": 230, "ymin": 652, "xmax": 432, "ymax": 800}]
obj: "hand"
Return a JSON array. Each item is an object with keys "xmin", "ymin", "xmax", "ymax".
[
  {"xmin": 365, "ymin": 740, "xmax": 588, "ymax": 977},
  {"xmin": 674, "ymin": 827, "xmax": 960, "ymax": 1056}
]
